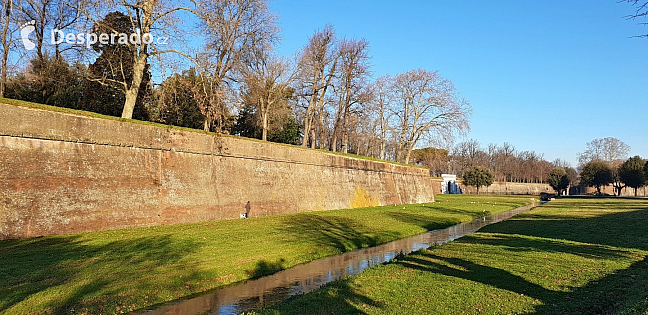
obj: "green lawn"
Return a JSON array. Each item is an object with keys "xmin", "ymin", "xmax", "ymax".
[
  {"xmin": 0, "ymin": 195, "xmax": 533, "ymax": 315},
  {"xmin": 260, "ymin": 197, "xmax": 648, "ymax": 315}
]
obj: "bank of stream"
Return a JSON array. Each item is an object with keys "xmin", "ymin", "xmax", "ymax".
[{"xmin": 142, "ymin": 203, "xmax": 537, "ymax": 315}]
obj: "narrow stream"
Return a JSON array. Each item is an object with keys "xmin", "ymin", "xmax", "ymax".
[{"xmin": 142, "ymin": 202, "xmax": 537, "ymax": 315}]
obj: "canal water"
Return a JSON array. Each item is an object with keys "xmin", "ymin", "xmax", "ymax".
[{"xmin": 142, "ymin": 202, "xmax": 537, "ymax": 315}]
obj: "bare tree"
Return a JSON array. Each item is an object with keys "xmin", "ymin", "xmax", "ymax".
[
  {"xmin": 10, "ymin": 0, "xmax": 86, "ymax": 61},
  {"xmin": 296, "ymin": 25, "xmax": 339, "ymax": 148},
  {"xmin": 197, "ymin": 0, "xmax": 278, "ymax": 131},
  {"xmin": 1, "ymin": 0, "xmax": 15, "ymax": 98},
  {"xmin": 552, "ymin": 158, "xmax": 571, "ymax": 169},
  {"xmin": 371, "ymin": 75, "xmax": 392, "ymax": 160},
  {"xmin": 447, "ymin": 141, "xmax": 556, "ymax": 184},
  {"xmin": 453, "ymin": 139, "xmax": 485, "ymax": 172},
  {"xmin": 390, "ymin": 69, "xmax": 471, "ymax": 163},
  {"xmin": 578, "ymin": 137, "xmax": 631, "ymax": 167},
  {"xmin": 624, "ymin": 1, "xmax": 648, "ymax": 37},
  {"xmin": 77, "ymin": 0, "xmax": 208, "ymax": 119},
  {"xmin": 241, "ymin": 53, "xmax": 295, "ymax": 141},
  {"xmin": 83, "ymin": 0, "xmax": 277, "ymax": 123},
  {"xmin": 330, "ymin": 38, "xmax": 370, "ymax": 153},
  {"xmin": 12, "ymin": 0, "xmax": 49, "ymax": 62}
]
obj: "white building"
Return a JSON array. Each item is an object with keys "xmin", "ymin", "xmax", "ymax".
[{"xmin": 441, "ymin": 174, "xmax": 462, "ymax": 194}]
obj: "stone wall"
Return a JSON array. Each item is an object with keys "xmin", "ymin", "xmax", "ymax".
[
  {"xmin": 583, "ymin": 185, "xmax": 648, "ymax": 197},
  {"xmin": 429, "ymin": 177, "xmax": 648, "ymax": 197},
  {"xmin": 0, "ymin": 103, "xmax": 435, "ymax": 239},
  {"xmin": 431, "ymin": 178, "xmax": 552, "ymax": 195}
]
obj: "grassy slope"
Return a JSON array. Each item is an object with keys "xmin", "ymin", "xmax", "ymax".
[
  {"xmin": 0, "ymin": 97, "xmax": 422, "ymax": 169},
  {"xmin": 0, "ymin": 195, "xmax": 533, "ymax": 315},
  {"xmin": 261, "ymin": 198, "xmax": 648, "ymax": 315}
]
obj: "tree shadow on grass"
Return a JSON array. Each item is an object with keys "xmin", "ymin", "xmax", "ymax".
[
  {"xmin": 270, "ymin": 199, "xmax": 648, "ymax": 314},
  {"xmin": 534, "ymin": 255, "xmax": 648, "ymax": 314},
  {"xmin": 476, "ymin": 200, "xmax": 648, "ymax": 313},
  {"xmin": 417, "ymin": 199, "xmax": 648, "ymax": 314},
  {"xmin": 385, "ymin": 202, "xmax": 529, "ymax": 232},
  {"xmin": 479, "ymin": 202, "xmax": 648, "ymax": 251},
  {"xmin": 262, "ymin": 278, "xmax": 384, "ymax": 315},
  {"xmin": 0, "ymin": 233, "xmax": 205, "ymax": 314},
  {"xmin": 385, "ymin": 211, "xmax": 460, "ymax": 231},
  {"xmin": 397, "ymin": 252, "xmax": 556, "ymax": 301},
  {"xmin": 246, "ymin": 259, "xmax": 287, "ymax": 279},
  {"xmin": 391, "ymin": 239, "xmax": 648, "ymax": 314},
  {"xmin": 278, "ymin": 214, "xmax": 401, "ymax": 253},
  {"xmin": 462, "ymin": 233, "xmax": 634, "ymax": 260}
]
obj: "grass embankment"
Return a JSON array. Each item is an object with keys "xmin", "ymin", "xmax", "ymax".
[
  {"xmin": 0, "ymin": 97, "xmax": 421, "ymax": 169},
  {"xmin": 261, "ymin": 197, "xmax": 648, "ymax": 315},
  {"xmin": 0, "ymin": 195, "xmax": 532, "ymax": 314}
]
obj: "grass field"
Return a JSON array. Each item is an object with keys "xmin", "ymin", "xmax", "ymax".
[
  {"xmin": 260, "ymin": 197, "xmax": 648, "ymax": 315},
  {"xmin": 0, "ymin": 195, "xmax": 533, "ymax": 315}
]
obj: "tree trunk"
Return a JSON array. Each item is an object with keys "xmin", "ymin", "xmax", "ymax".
[
  {"xmin": 340, "ymin": 109, "xmax": 348, "ymax": 153},
  {"xmin": 121, "ymin": 54, "xmax": 148, "ymax": 119},
  {"xmin": 404, "ymin": 143, "xmax": 415, "ymax": 164},
  {"xmin": 301, "ymin": 108, "xmax": 313, "ymax": 147},
  {"xmin": 122, "ymin": 88, "xmax": 138, "ymax": 119},
  {"xmin": 261, "ymin": 108, "xmax": 268, "ymax": 141},
  {"xmin": 0, "ymin": 10, "xmax": 9, "ymax": 98},
  {"xmin": 203, "ymin": 118, "xmax": 211, "ymax": 132}
]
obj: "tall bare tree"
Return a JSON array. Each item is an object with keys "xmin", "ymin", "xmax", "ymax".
[
  {"xmin": 390, "ymin": 69, "xmax": 471, "ymax": 163},
  {"xmin": 330, "ymin": 38, "xmax": 370, "ymax": 153},
  {"xmin": 78, "ymin": 0, "xmax": 205, "ymax": 119},
  {"xmin": 371, "ymin": 75, "xmax": 392, "ymax": 160},
  {"xmin": 296, "ymin": 25, "xmax": 339, "ymax": 148},
  {"xmin": 241, "ymin": 53, "xmax": 295, "ymax": 141},
  {"xmin": 1, "ymin": 0, "xmax": 15, "ymax": 98},
  {"xmin": 624, "ymin": 1, "xmax": 648, "ymax": 37},
  {"xmin": 11, "ymin": 0, "xmax": 86, "ymax": 61},
  {"xmin": 578, "ymin": 137, "xmax": 631, "ymax": 167},
  {"xmin": 452, "ymin": 139, "xmax": 486, "ymax": 174},
  {"xmin": 197, "ymin": 0, "xmax": 278, "ymax": 131}
]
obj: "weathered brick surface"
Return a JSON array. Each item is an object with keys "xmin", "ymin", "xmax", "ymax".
[
  {"xmin": 430, "ymin": 178, "xmax": 552, "ymax": 195},
  {"xmin": 0, "ymin": 103, "xmax": 434, "ymax": 239}
]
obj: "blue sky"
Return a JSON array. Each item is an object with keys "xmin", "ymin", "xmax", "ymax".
[{"xmin": 267, "ymin": 0, "xmax": 648, "ymax": 166}]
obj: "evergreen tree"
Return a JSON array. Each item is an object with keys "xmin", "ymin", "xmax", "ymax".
[
  {"xmin": 547, "ymin": 167, "xmax": 570, "ymax": 195},
  {"xmin": 581, "ymin": 160, "xmax": 613, "ymax": 195},
  {"xmin": 620, "ymin": 156, "xmax": 647, "ymax": 196},
  {"xmin": 85, "ymin": 11, "xmax": 151, "ymax": 120},
  {"xmin": 462, "ymin": 167, "xmax": 494, "ymax": 194}
]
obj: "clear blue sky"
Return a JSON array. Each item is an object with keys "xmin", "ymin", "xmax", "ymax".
[{"xmin": 268, "ymin": 0, "xmax": 648, "ymax": 166}]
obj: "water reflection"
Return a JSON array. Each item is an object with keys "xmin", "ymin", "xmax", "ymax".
[{"xmin": 142, "ymin": 203, "xmax": 536, "ymax": 315}]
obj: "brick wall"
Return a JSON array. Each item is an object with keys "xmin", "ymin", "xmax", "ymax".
[
  {"xmin": 0, "ymin": 103, "xmax": 435, "ymax": 239},
  {"xmin": 431, "ymin": 178, "xmax": 552, "ymax": 195}
]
